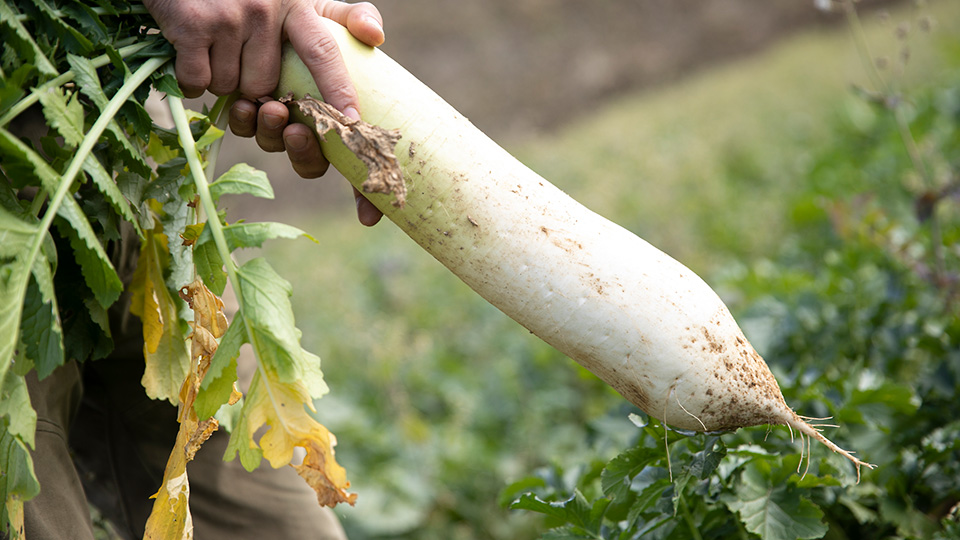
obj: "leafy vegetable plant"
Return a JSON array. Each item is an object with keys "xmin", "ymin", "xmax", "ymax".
[{"xmin": 1, "ymin": 2, "xmax": 348, "ymax": 538}]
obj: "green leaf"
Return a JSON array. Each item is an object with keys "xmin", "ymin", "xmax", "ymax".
[
  {"xmin": 195, "ymin": 124, "xmax": 224, "ymax": 150},
  {"xmin": 59, "ymin": 2, "xmax": 109, "ymax": 44},
  {"xmin": 146, "ymin": 157, "xmax": 188, "ymax": 202},
  {"xmin": 82, "ymin": 155, "xmax": 141, "ymax": 237},
  {"xmin": 0, "ymin": 212, "xmax": 37, "ymax": 390},
  {"xmin": 499, "ymin": 476, "xmax": 548, "ymax": 508},
  {"xmin": 0, "ymin": 429, "xmax": 40, "ymax": 506},
  {"xmin": 601, "ymin": 446, "xmax": 662, "ymax": 501},
  {"xmin": 102, "ymin": 113, "xmax": 151, "ymax": 179},
  {"xmin": 0, "ymin": 2, "xmax": 57, "ymax": 78},
  {"xmin": 194, "ymin": 354, "xmax": 239, "ymax": 422},
  {"xmin": 0, "ymin": 127, "xmax": 123, "ymax": 307},
  {"xmin": 0, "ymin": 127, "xmax": 59, "ymax": 191},
  {"xmin": 152, "ymin": 72, "xmax": 184, "ymax": 98},
  {"xmin": 68, "ymin": 55, "xmax": 151, "ymax": 177},
  {"xmin": 68, "ymin": 54, "xmax": 109, "ymax": 109},
  {"xmin": 37, "ymin": 87, "xmax": 85, "ymax": 148},
  {"xmin": 224, "ymin": 395, "xmax": 265, "ymax": 472},
  {"xmin": 19, "ymin": 258, "xmax": 62, "ymax": 379},
  {"xmin": 25, "ymin": 0, "xmax": 95, "ymax": 56},
  {"xmin": 53, "ymin": 207, "xmax": 122, "ymax": 309},
  {"xmin": 119, "ymin": 99, "xmax": 153, "ymax": 141},
  {"xmin": 671, "ymin": 436, "xmax": 726, "ymax": 512},
  {"xmin": 59, "ymin": 297, "xmax": 113, "ymax": 365},
  {"xmin": 193, "ymin": 235, "xmax": 226, "ymax": 296},
  {"xmin": 209, "ymin": 163, "xmax": 274, "ymax": 201},
  {"xmin": 221, "ymin": 222, "xmax": 313, "ymax": 251},
  {"xmin": 0, "ymin": 207, "xmax": 38, "ymax": 255},
  {"xmin": 725, "ymin": 461, "xmax": 828, "ymax": 540},
  {"xmin": 196, "ymin": 315, "xmax": 246, "ymax": 420},
  {"xmin": 0, "ymin": 64, "xmax": 36, "ymax": 117},
  {"xmin": 0, "ymin": 369, "xmax": 36, "ymax": 448},
  {"xmin": 298, "ymin": 347, "xmax": 328, "ymax": 400},
  {"xmin": 510, "ymin": 491, "xmax": 609, "ymax": 534},
  {"xmin": 235, "ymin": 258, "xmax": 304, "ymax": 384},
  {"xmin": 628, "ymin": 467, "xmax": 672, "ymax": 523}
]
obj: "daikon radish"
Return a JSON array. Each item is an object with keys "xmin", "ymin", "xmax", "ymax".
[{"xmin": 276, "ymin": 19, "xmax": 873, "ymax": 477}]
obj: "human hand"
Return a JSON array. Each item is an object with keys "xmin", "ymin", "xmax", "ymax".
[
  {"xmin": 144, "ymin": 0, "xmax": 386, "ymax": 225},
  {"xmin": 229, "ymin": 99, "xmax": 386, "ymax": 226}
]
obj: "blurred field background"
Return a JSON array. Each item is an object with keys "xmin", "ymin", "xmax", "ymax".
[{"xmin": 204, "ymin": 1, "xmax": 960, "ymax": 538}]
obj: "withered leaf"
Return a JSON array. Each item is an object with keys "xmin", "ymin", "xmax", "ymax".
[
  {"xmin": 144, "ymin": 280, "xmax": 231, "ymax": 540},
  {"xmin": 225, "ymin": 364, "xmax": 355, "ymax": 507}
]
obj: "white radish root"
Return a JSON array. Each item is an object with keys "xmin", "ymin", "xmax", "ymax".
[{"xmin": 277, "ymin": 20, "xmax": 875, "ymax": 479}]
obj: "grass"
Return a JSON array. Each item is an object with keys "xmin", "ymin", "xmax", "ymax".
[{"xmin": 238, "ymin": 2, "xmax": 960, "ymax": 538}]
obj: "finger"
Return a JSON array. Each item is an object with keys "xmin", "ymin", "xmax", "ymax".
[
  {"xmin": 228, "ymin": 99, "xmax": 259, "ymax": 138},
  {"xmin": 208, "ymin": 38, "xmax": 242, "ymax": 95},
  {"xmin": 238, "ymin": 13, "xmax": 282, "ymax": 98},
  {"xmin": 321, "ymin": 1, "xmax": 385, "ymax": 47},
  {"xmin": 254, "ymin": 101, "xmax": 290, "ymax": 153},
  {"xmin": 238, "ymin": 38, "xmax": 282, "ymax": 98},
  {"xmin": 175, "ymin": 44, "xmax": 212, "ymax": 98},
  {"xmin": 353, "ymin": 187, "xmax": 383, "ymax": 226},
  {"xmin": 282, "ymin": 123, "xmax": 329, "ymax": 178},
  {"xmin": 285, "ymin": 6, "xmax": 360, "ymax": 119}
]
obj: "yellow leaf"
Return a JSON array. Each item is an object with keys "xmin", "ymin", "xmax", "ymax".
[
  {"xmin": 238, "ymin": 365, "xmax": 356, "ymax": 506},
  {"xmin": 144, "ymin": 461, "xmax": 193, "ymax": 540},
  {"xmin": 178, "ymin": 280, "xmax": 228, "ymax": 339},
  {"xmin": 128, "ymin": 228, "xmax": 190, "ymax": 404},
  {"xmin": 4, "ymin": 497, "xmax": 24, "ymax": 540},
  {"xmin": 144, "ymin": 280, "xmax": 229, "ymax": 540}
]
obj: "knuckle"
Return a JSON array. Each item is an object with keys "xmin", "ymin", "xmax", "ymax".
[
  {"xmin": 175, "ymin": 62, "xmax": 209, "ymax": 94},
  {"xmin": 244, "ymin": 0, "xmax": 274, "ymax": 20},
  {"xmin": 298, "ymin": 31, "xmax": 341, "ymax": 66}
]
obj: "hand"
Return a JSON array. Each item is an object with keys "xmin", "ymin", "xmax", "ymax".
[
  {"xmin": 144, "ymin": 0, "xmax": 386, "ymax": 225},
  {"xmin": 229, "ymin": 99, "xmax": 386, "ymax": 226}
]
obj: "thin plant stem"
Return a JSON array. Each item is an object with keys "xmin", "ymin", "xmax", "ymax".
[
  {"xmin": 203, "ymin": 92, "xmax": 240, "ymax": 181},
  {"xmin": 167, "ymin": 94, "xmax": 294, "ymax": 434},
  {"xmin": 166, "ymin": 95, "xmax": 239, "ymax": 294}
]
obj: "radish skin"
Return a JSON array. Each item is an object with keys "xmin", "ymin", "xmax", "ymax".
[{"xmin": 277, "ymin": 20, "xmax": 874, "ymax": 477}]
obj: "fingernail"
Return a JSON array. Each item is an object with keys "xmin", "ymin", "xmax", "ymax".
[
  {"xmin": 233, "ymin": 108, "xmax": 253, "ymax": 122},
  {"xmin": 365, "ymin": 15, "xmax": 384, "ymax": 36},
  {"xmin": 344, "ymin": 106, "xmax": 361, "ymax": 122},
  {"xmin": 285, "ymin": 133, "xmax": 307, "ymax": 151},
  {"xmin": 263, "ymin": 113, "xmax": 284, "ymax": 129}
]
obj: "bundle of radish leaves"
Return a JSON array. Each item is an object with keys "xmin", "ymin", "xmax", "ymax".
[{"xmin": 0, "ymin": 2, "xmax": 873, "ymax": 539}]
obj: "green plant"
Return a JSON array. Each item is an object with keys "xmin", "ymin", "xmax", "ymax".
[
  {"xmin": 503, "ymin": 2, "xmax": 960, "ymax": 538},
  {"xmin": 1, "ymin": 2, "xmax": 347, "ymax": 538}
]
